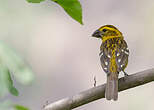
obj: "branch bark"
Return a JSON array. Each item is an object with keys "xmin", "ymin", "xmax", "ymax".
[{"xmin": 44, "ymin": 68, "xmax": 154, "ymax": 110}]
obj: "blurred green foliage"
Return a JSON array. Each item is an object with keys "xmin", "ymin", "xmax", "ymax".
[
  {"xmin": 0, "ymin": 43, "xmax": 34, "ymax": 86},
  {"xmin": 52, "ymin": 0, "xmax": 83, "ymax": 24},
  {"xmin": 5, "ymin": 69, "xmax": 19, "ymax": 96},
  {"xmin": 0, "ymin": 42, "xmax": 34, "ymax": 109},
  {"xmin": 14, "ymin": 105, "xmax": 29, "ymax": 110},
  {"xmin": 1, "ymin": 0, "xmax": 83, "ymax": 109},
  {"xmin": 26, "ymin": 0, "xmax": 45, "ymax": 3},
  {"xmin": 0, "ymin": 101, "xmax": 29, "ymax": 110},
  {"xmin": 26, "ymin": 0, "xmax": 83, "ymax": 24}
]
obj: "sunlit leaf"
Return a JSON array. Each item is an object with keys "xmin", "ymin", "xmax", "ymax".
[
  {"xmin": 26, "ymin": 0, "xmax": 45, "ymax": 3},
  {"xmin": 14, "ymin": 105, "xmax": 29, "ymax": 110},
  {"xmin": 52, "ymin": 0, "xmax": 83, "ymax": 24}
]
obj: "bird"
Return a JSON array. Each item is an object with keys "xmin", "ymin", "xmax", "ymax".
[{"xmin": 92, "ymin": 25, "xmax": 129, "ymax": 101}]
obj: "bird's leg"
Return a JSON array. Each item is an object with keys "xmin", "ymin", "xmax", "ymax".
[
  {"xmin": 122, "ymin": 71, "xmax": 129, "ymax": 82},
  {"xmin": 123, "ymin": 71, "xmax": 129, "ymax": 76}
]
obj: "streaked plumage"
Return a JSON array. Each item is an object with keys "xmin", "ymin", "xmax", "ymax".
[{"xmin": 92, "ymin": 25, "xmax": 129, "ymax": 100}]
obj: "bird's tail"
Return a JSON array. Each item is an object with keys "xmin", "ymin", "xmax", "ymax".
[{"xmin": 105, "ymin": 72, "xmax": 118, "ymax": 101}]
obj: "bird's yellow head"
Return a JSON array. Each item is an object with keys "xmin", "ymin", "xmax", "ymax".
[{"xmin": 92, "ymin": 25, "xmax": 123, "ymax": 42}]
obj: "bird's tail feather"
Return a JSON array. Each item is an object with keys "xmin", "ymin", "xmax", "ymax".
[{"xmin": 105, "ymin": 72, "xmax": 118, "ymax": 101}]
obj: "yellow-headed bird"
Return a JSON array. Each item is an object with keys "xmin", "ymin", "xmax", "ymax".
[{"xmin": 92, "ymin": 25, "xmax": 129, "ymax": 100}]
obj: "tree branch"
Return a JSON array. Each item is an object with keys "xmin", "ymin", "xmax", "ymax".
[{"xmin": 44, "ymin": 68, "xmax": 154, "ymax": 110}]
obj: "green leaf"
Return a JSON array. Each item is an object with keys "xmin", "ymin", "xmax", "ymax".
[
  {"xmin": 9, "ymin": 86, "xmax": 19, "ymax": 96},
  {"xmin": 0, "ymin": 42, "xmax": 34, "ymax": 85},
  {"xmin": 26, "ymin": 0, "xmax": 45, "ymax": 3},
  {"xmin": 0, "ymin": 64, "xmax": 19, "ymax": 97},
  {"xmin": 0, "ymin": 100, "xmax": 30, "ymax": 110},
  {"xmin": 14, "ymin": 105, "xmax": 29, "ymax": 110},
  {"xmin": 6, "ymin": 70, "xmax": 19, "ymax": 96},
  {"xmin": 52, "ymin": 0, "xmax": 83, "ymax": 24}
]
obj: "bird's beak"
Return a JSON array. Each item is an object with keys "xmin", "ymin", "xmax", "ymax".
[{"xmin": 92, "ymin": 30, "xmax": 101, "ymax": 38}]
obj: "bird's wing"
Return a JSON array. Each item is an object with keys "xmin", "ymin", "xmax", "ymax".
[{"xmin": 115, "ymin": 40, "xmax": 129, "ymax": 72}]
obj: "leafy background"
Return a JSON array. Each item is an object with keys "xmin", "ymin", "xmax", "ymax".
[
  {"xmin": 1, "ymin": 0, "xmax": 154, "ymax": 110},
  {"xmin": 27, "ymin": 0, "xmax": 83, "ymax": 24}
]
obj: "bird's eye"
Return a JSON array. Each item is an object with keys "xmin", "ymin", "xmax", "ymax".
[{"xmin": 102, "ymin": 29, "xmax": 107, "ymax": 32}]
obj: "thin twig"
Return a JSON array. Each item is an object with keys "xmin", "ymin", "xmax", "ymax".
[
  {"xmin": 44, "ymin": 68, "xmax": 154, "ymax": 110},
  {"xmin": 94, "ymin": 76, "xmax": 96, "ymax": 87}
]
